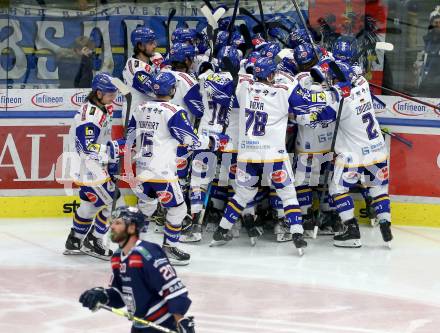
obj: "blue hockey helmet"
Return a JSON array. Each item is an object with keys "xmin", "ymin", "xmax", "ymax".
[
  {"xmin": 333, "ymin": 60, "xmax": 356, "ymax": 83},
  {"xmin": 151, "ymin": 72, "xmax": 176, "ymax": 96},
  {"xmin": 278, "ymin": 52, "xmax": 298, "ymax": 75},
  {"xmin": 216, "ymin": 31, "xmax": 230, "ymax": 49},
  {"xmin": 111, "ymin": 206, "xmax": 147, "ymax": 233},
  {"xmin": 217, "ymin": 45, "xmax": 241, "ymax": 71},
  {"xmin": 92, "ymin": 72, "xmax": 118, "ymax": 93},
  {"xmin": 261, "ymin": 42, "xmax": 281, "ymax": 59},
  {"xmin": 245, "ymin": 51, "xmax": 261, "ymax": 71},
  {"xmin": 253, "ymin": 56, "xmax": 277, "ymax": 80},
  {"xmin": 231, "ymin": 31, "xmax": 245, "ymax": 47},
  {"xmin": 333, "ymin": 36, "xmax": 358, "ymax": 63},
  {"xmin": 131, "ymin": 26, "xmax": 156, "ymax": 46},
  {"xmin": 196, "ymin": 31, "xmax": 210, "ymax": 54},
  {"xmin": 171, "ymin": 28, "xmax": 197, "ymax": 44},
  {"xmin": 169, "ymin": 42, "xmax": 196, "ymax": 63},
  {"xmin": 218, "ymin": 17, "xmax": 232, "ymax": 31},
  {"xmin": 293, "ymin": 43, "xmax": 318, "ymax": 70},
  {"xmin": 288, "ymin": 29, "xmax": 309, "ymax": 49}
]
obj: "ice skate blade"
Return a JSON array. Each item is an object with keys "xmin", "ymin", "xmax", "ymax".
[
  {"xmin": 318, "ymin": 229, "xmax": 335, "ymax": 236},
  {"xmin": 168, "ymin": 258, "xmax": 190, "ymax": 266},
  {"xmin": 80, "ymin": 249, "xmax": 112, "ymax": 261},
  {"xmin": 333, "ymin": 239, "xmax": 362, "ymax": 248},
  {"xmin": 63, "ymin": 249, "xmax": 85, "ymax": 255},
  {"xmin": 209, "ymin": 239, "xmax": 229, "ymax": 247},
  {"xmin": 180, "ymin": 233, "xmax": 202, "ymax": 243},
  {"xmin": 370, "ymin": 218, "xmax": 378, "ymax": 227},
  {"xmin": 297, "ymin": 248, "xmax": 304, "ymax": 256},
  {"xmin": 385, "ymin": 241, "xmax": 392, "ymax": 249},
  {"xmin": 250, "ymin": 237, "xmax": 257, "ymax": 246}
]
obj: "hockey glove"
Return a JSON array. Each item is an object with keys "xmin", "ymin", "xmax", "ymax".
[
  {"xmin": 79, "ymin": 287, "xmax": 108, "ymax": 311},
  {"xmin": 107, "ymin": 139, "xmax": 126, "ymax": 164},
  {"xmin": 315, "ymin": 106, "xmax": 337, "ymax": 123},
  {"xmin": 209, "ymin": 133, "xmax": 229, "ymax": 152},
  {"xmin": 331, "ymin": 82, "xmax": 351, "ymax": 102},
  {"xmin": 177, "ymin": 316, "xmax": 195, "ymax": 333}
]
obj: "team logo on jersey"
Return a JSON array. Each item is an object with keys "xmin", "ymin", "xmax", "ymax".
[
  {"xmin": 176, "ymin": 158, "xmax": 188, "ymax": 170},
  {"xmin": 236, "ymin": 168, "xmax": 252, "ymax": 183},
  {"xmin": 85, "ymin": 126, "xmax": 94, "ymax": 137},
  {"xmin": 376, "ymin": 166, "xmax": 389, "ymax": 181},
  {"xmin": 84, "ymin": 192, "xmax": 98, "ymax": 203},
  {"xmin": 342, "ymin": 171, "xmax": 359, "ymax": 184},
  {"xmin": 271, "ymin": 170, "xmax": 288, "ymax": 183},
  {"xmin": 157, "ymin": 191, "xmax": 173, "ymax": 204}
]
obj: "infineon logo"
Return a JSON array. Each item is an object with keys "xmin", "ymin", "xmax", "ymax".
[
  {"xmin": 392, "ymin": 100, "xmax": 427, "ymax": 116},
  {"xmin": 112, "ymin": 94, "xmax": 124, "ymax": 107},
  {"xmin": 71, "ymin": 92, "xmax": 89, "ymax": 107},
  {"xmin": 31, "ymin": 92, "xmax": 64, "ymax": 108},
  {"xmin": 0, "ymin": 94, "xmax": 23, "ymax": 108},
  {"xmin": 372, "ymin": 100, "xmax": 386, "ymax": 114}
]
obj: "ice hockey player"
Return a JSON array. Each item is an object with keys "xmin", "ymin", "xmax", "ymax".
[
  {"xmin": 64, "ymin": 73, "xmax": 124, "ymax": 260},
  {"xmin": 122, "ymin": 26, "xmax": 159, "ymax": 121},
  {"xmin": 181, "ymin": 45, "xmax": 240, "ymax": 243},
  {"xmin": 309, "ymin": 61, "xmax": 393, "ymax": 248},
  {"xmin": 79, "ymin": 206, "xmax": 195, "ymax": 333},
  {"xmin": 211, "ymin": 57, "xmax": 307, "ymax": 255},
  {"xmin": 126, "ymin": 72, "xmax": 228, "ymax": 265}
]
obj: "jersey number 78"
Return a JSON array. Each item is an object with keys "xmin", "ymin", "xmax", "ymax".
[{"xmin": 245, "ymin": 109, "xmax": 268, "ymax": 136}]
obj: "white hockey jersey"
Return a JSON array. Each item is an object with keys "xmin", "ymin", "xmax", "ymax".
[
  {"xmin": 236, "ymin": 76, "xmax": 295, "ymax": 162},
  {"xmin": 122, "ymin": 57, "xmax": 157, "ymax": 120},
  {"xmin": 334, "ymin": 77, "xmax": 387, "ymax": 166},
  {"xmin": 127, "ymin": 100, "xmax": 210, "ymax": 183},
  {"xmin": 68, "ymin": 101, "xmax": 114, "ymax": 185}
]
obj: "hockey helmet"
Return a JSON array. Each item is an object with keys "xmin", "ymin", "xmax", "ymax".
[
  {"xmin": 332, "ymin": 36, "xmax": 358, "ymax": 63},
  {"xmin": 169, "ymin": 42, "xmax": 196, "ymax": 63},
  {"xmin": 253, "ymin": 56, "xmax": 277, "ymax": 80},
  {"xmin": 131, "ymin": 26, "xmax": 156, "ymax": 46},
  {"xmin": 217, "ymin": 45, "xmax": 241, "ymax": 72},
  {"xmin": 171, "ymin": 28, "xmax": 197, "ymax": 44},
  {"xmin": 111, "ymin": 206, "xmax": 147, "ymax": 233},
  {"xmin": 151, "ymin": 72, "xmax": 176, "ymax": 96},
  {"xmin": 92, "ymin": 73, "xmax": 118, "ymax": 93}
]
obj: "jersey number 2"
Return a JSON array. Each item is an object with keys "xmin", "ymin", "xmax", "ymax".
[
  {"xmin": 245, "ymin": 109, "xmax": 268, "ymax": 136},
  {"xmin": 361, "ymin": 112, "xmax": 379, "ymax": 140}
]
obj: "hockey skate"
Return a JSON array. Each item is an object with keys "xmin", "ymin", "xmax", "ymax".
[
  {"xmin": 151, "ymin": 206, "xmax": 166, "ymax": 233},
  {"xmin": 180, "ymin": 223, "xmax": 203, "ymax": 243},
  {"xmin": 242, "ymin": 214, "xmax": 262, "ymax": 246},
  {"xmin": 290, "ymin": 224, "xmax": 307, "ymax": 256},
  {"xmin": 63, "ymin": 228, "xmax": 85, "ymax": 255},
  {"xmin": 210, "ymin": 226, "xmax": 233, "ymax": 247},
  {"xmin": 379, "ymin": 220, "xmax": 393, "ymax": 248},
  {"xmin": 274, "ymin": 219, "xmax": 292, "ymax": 242},
  {"xmin": 365, "ymin": 196, "xmax": 378, "ymax": 227},
  {"xmin": 81, "ymin": 227, "xmax": 113, "ymax": 260},
  {"xmin": 302, "ymin": 213, "xmax": 318, "ymax": 239},
  {"xmin": 333, "ymin": 218, "xmax": 362, "ymax": 248},
  {"xmin": 318, "ymin": 211, "xmax": 342, "ymax": 236},
  {"xmin": 163, "ymin": 244, "xmax": 190, "ymax": 266},
  {"xmin": 231, "ymin": 219, "xmax": 242, "ymax": 238}
]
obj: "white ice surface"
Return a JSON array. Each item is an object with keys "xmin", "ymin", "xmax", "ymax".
[{"xmin": 1, "ymin": 218, "xmax": 440, "ymax": 333}]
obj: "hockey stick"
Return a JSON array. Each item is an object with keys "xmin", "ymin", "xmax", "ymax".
[
  {"xmin": 239, "ymin": 24, "xmax": 254, "ymax": 57},
  {"xmin": 381, "ymin": 128, "xmax": 413, "ymax": 148},
  {"xmin": 110, "ymin": 78, "xmax": 132, "ymax": 212},
  {"xmin": 200, "ymin": 5, "xmax": 226, "ymax": 61},
  {"xmin": 99, "ymin": 305, "xmax": 177, "ymax": 333},
  {"xmin": 256, "ymin": 0, "xmax": 268, "ymax": 40},
  {"xmin": 202, "ymin": 0, "xmax": 214, "ymax": 11},
  {"xmin": 162, "ymin": 8, "xmax": 177, "ymax": 55},
  {"xmin": 226, "ymin": 0, "xmax": 241, "ymax": 45}
]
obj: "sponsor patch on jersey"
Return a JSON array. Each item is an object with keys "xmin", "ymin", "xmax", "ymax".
[
  {"xmin": 157, "ymin": 191, "xmax": 173, "ymax": 204},
  {"xmin": 84, "ymin": 126, "xmax": 95, "ymax": 137},
  {"xmin": 98, "ymin": 114, "xmax": 106, "ymax": 127},
  {"xmin": 89, "ymin": 106, "xmax": 96, "ymax": 115},
  {"xmin": 85, "ymin": 191, "xmax": 98, "ymax": 203},
  {"xmin": 236, "ymin": 168, "xmax": 252, "ymax": 183},
  {"xmin": 87, "ymin": 143, "xmax": 101, "ymax": 153},
  {"xmin": 128, "ymin": 254, "xmax": 144, "ymax": 268},
  {"xmin": 342, "ymin": 171, "xmax": 359, "ymax": 184},
  {"xmin": 111, "ymin": 256, "xmax": 121, "ymax": 270},
  {"xmin": 271, "ymin": 170, "xmax": 288, "ymax": 183},
  {"xmin": 229, "ymin": 163, "xmax": 237, "ymax": 175},
  {"xmin": 376, "ymin": 166, "xmax": 389, "ymax": 181},
  {"xmin": 176, "ymin": 157, "xmax": 188, "ymax": 170}
]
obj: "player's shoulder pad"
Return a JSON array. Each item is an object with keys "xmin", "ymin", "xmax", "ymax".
[
  {"xmin": 277, "ymin": 71, "xmax": 295, "ymax": 82},
  {"xmin": 177, "ymin": 72, "xmax": 196, "ymax": 87},
  {"xmin": 80, "ymin": 102, "xmax": 106, "ymax": 126},
  {"xmin": 128, "ymin": 57, "xmax": 153, "ymax": 75},
  {"xmin": 238, "ymin": 73, "xmax": 254, "ymax": 84},
  {"xmin": 132, "ymin": 242, "xmax": 154, "ymax": 262},
  {"xmin": 273, "ymin": 83, "xmax": 289, "ymax": 90},
  {"xmin": 138, "ymin": 241, "xmax": 171, "ymax": 268},
  {"xmin": 160, "ymin": 102, "xmax": 180, "ymax": 114}
]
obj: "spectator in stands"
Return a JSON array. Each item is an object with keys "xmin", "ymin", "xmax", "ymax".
[{"xmin": 57, "ymin": 36, "xmax": 95, "ymax": 88}]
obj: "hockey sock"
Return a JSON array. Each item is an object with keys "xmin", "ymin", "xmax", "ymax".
[
  {"xmin": 359, "ymin": 187, "xmax": 370, "ymax": 200},
  {"xmin": 269, "ymin": 189, "xmax": 284, "ymax": 218},
  {"xmin": 73, "ymin": 211, "xmax": 93, "ymax": 238},
  {"xmin": 219, "ymin": 198, "xmax": 244, "ymax": 229},
  {"xmin": 93, "ymin": 209, "xmax": 109, "ymax": 237},
  {"xmin": 164, "ymin": 222, "xmax": 182, "ymax": 244},
  {"xmin": 319, "ymin": 190, "xmax": 332, "ymax": 212},
  {"xmin": 371, "ymin": 194, "xmax": 391, "ymax": 221},
  {"xmin": 332, "ymin": 193, "xmax": 355, "ymax": 222},
  {"xmin": 284, "ymin": 204, "xmax": 303, "ymax": 226},
  {"xmin": 296, "ymin": 185, "xmax": 313, "ymax": 215}
]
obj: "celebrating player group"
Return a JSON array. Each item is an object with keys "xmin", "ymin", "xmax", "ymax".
[{"xmin": 61, "ymin": 3, "xmax": 395, "ymax": 332}]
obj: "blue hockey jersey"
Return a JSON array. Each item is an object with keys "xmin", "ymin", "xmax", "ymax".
[{"xmin": 106, "ymin": 240, "xmax": 191, "ymax": 330}]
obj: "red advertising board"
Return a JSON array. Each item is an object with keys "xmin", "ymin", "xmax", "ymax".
[{"xmin": 389, "ymin": 133, "xmax": 440, "ymax": 197}]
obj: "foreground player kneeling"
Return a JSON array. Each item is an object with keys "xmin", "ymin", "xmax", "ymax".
[{"xmin": 79, "ymin": 206, "xmax": 195, "ymax": 333}]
